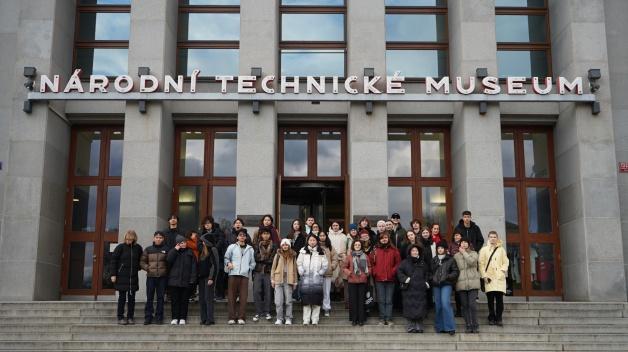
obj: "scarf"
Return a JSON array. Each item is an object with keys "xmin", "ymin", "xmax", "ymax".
[
  {"xmin": 186, "ymin": 238, "xmax": 199, "ymax": 260},
  {"xmin": 438, "ymin": 254, "xmax": 446, "ymax": 261},
  {"xmin": 351, "ymin": 250, "xmax": 368, "ymax": 275}
]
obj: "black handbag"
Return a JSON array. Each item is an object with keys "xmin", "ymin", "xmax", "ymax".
[{"xmin": 481, "ymin": 247, "xmax": 498, "ymax": 292}]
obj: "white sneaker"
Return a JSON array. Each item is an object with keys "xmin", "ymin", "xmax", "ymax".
[
  {"xmin": 237, "ymin": 319, "xmax": 245, "ymax": 325},
  {"xmin": 170, "ymin": 319, "xmax": 178, "ymax": 325},
  {"xmin": 227, "ymin": 320, "xmax": 236, "ymax": 325},
  {"xmin": 312, "ymin": 321, "xmax": 319, "ymax": 325},
  {"xmin": 324, "ymin": 311, "xmax": 330, "ymax": 317},
  {"xmin": 303, "ymin": 321, "xmax": 310, "ymax": 325},
  {"xmin": 265, "ymin": 313, "xmax": 272, "ymax": 320},
  {"xmin": 275, "ymin": 319, "xmax": 283, "ymax": 325},
  {"xmin": 178, "ymin": 319, "xmax": 186, "ymax": 325},
  {"xmin": 285, "ymin": 319, "xmax": 292, "ymax": 325},
  {"xmin": 252, "ymin": 315, "xmax": 260, "ymax": 322}
]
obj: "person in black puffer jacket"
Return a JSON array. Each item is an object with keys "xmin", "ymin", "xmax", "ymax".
[
  {"xmin": 418, "ymin": 228, "xmax": 434, "ymax": 308},
  {"xmin": 397, "ymin": 244, "xmax": 431, "ymax": 333},
  {"xmin": 163, "ymin": 214, "xmax": 181, "ymax": 251},
  {"xmin": 200, "ymin": 216, "xmax": 226, "ymax": 299},
  {"xmin": 167, "ymin": 235, "xmax": 198, "ymax": 325},
  {"xmin": 430, "ymin": 240, "xmax": 459, "ymax": 335},
  {"xmin": 198, "ymin": 235, "xmax": 219, "ymax": 325},
  {"xmin": 110, "ymin": 230, "xmax": 143, "ymax": 325}
]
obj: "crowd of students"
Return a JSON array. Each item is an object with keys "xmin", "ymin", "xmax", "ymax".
[{"xmin": 109, "ymin": 210, "xmax": 509, "ymax": 334}]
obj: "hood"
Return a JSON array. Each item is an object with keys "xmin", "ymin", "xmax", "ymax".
[{"xmin": 328, "ymin": 227, "xmax": 345, "ymax": 236}]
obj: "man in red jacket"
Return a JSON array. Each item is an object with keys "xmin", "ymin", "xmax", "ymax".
[{"xmin": 370, "ymin": 231, "xmax": 401, "ymax": 326}]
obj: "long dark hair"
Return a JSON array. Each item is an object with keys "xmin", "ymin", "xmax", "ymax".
[
  {"xmin": 287, "ymin": 219, "xmax": 302, "ymax": 240},
  {"xmin": 259, "ymin": 214, "xmax": 274, "ymax": 227},
  {"xmin": 201, "ymin": 215, "xmax": 215, "ymax": 230},
  {"xmin": 318, "ymin": 232, "xmax": 332, "ymax": 250},
  {"xmin": 303, "ymin": 234, "xmax": 324, "ymax": 255}
]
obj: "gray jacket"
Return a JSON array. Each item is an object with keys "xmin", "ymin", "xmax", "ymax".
[{"xmin": 224, "ymin": 243, "xmax": 256, "ymax": 277}]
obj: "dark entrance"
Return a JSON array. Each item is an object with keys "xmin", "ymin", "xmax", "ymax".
[{"xmin": 280, "ymin": 181, "xmax": 345, "ymax": 233}]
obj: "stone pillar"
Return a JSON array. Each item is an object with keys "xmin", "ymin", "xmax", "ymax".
[
  {"xmin": 347, "ymin": 0, "xmax": 389, "ymax": 224},
  {"xmin": 550, "ymin": 0, "xmax": 627, "ymax": 301},
  {"xmin": 449, "ymin": 0, "xmax": 506, "ymax": 238},
  {"xmin": 118, "ymin": 0, "xmax": 178, "ymax": 298},
  {"xmin": 235, "ymin": 0, "xmax": 279, "ymax": 226},
  {"xmin": 0, "ymin": 0, "xmax": 74, "ymax": 300}
]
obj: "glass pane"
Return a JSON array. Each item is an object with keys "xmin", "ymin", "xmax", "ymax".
[
  {"xmin": 182, "ymin": 0, "xmax": 240, "ymax": 4},
  {"xmin": 385, "ymin": 0, "xmax": 447, "ymax": 6},
  {"xmin": 529, "ymin": 243, "xmax": 556, "ymax": 291},
  {"xmin": 213, "ymin": 132, "xmax": 237, "ymax": 177},
  {"xmin": 102, "ymin": 241, "xmax": 117, "ymax": 289},
  {"xmin": 177, "ymin": 48, "xmax": 239, "ymax": 77},
  {"xmin": 281, "ymin": 49, "xmax": 345, "ymax": 76},
  {"xmin": 212, "ymin": 186, "xmax": 236, "ymax": 231},
  {"xmin": 179, "ymin": 131, "xmax": 205, "ymax": 177},
  {"xmin": 504, "ymin": 187, "xmax": 519, "ymax": 233},
  {"xmin": 388, "ymin": 186, "xmax": 413, "ymax": 225},
  {"xmin": 422, "ymin": 187, "xmax": 448, "ymax": 235},
  {"xmin": 67, "ymin": 241, "xmax": 94, "ymax": 290},
  {"xmin": 388, "ymin": 132, "xmax": 412, "ymax": 177},
  {"xmin": 108, "ymin": 130, "xmax": 123, "ymax": 177},
  {"xmin": 526, "ymin": 187, "xmax": 552, "ymax": 233},
  {"xmin": 282, "ymin": 14, "xmax": 344, "ymax": 41},
  {"xmin": 178, "ymin": 186, "xmax": 201, "ymax": 234},
  {"xmin": 105, "ymin": 186, "xmax": 121, "ymax": 233},
  {"xmin": 386, "ymin": 49, "xmax": 448, "ymax": 77},
  {"xmin": 501, "ymin": 132, "xmax": 516, "ymax": 178},
  {"xmin": 72, "ymin": 186, "xmax": 98, "ymax": 232},
  {"xmin": 78, "ymin": 12, "xmax": 130, "ymax": 41},
  {"xmin": 317, "ymin": 131, "xmax": 342, "ymax": 177},
  {"xmin": 178, "ymin": 13, "xmax": 240, "ymax": 41},
  {"xmin": 506, "ymin": 243, "xmax": 522, "ymax": 292},
  {"xmin": 386, "ymin": 14, "xmax": 447, "ymax": 42},
  {"xmin": 79, "ymin": 0, "xmax": 131, "ymax": 4},
  {"xmin": 420, "ymin": 132, "xmax": 445, "ymax": 177},
  {"xmin": 496, "ymin": 15, "xmax": 546, "ymax": 43},
  {"xmin": 282, "ymin": 0, "xmax": 344, "ymax": 5},
  {"xmin": 75, "ymin": 131, "xmax": 101, "ymax": 176},
  {"xmin": 497, "ymin": 50, "xmax": 548, "ymax": 78},
  {"xmin": 495, "ymin": 0, "xmax": 545, "ymax": 7},
  {"xmin": 523, "ymin": 132, "xmax": 549, "ymax": 178},
  {"xmin": 76, "ymin": 48, "xmax": 128, "ymax": 76},
  {"xmin": 284, "ymin": 131, "xmax": 308, "ymax": 177}
]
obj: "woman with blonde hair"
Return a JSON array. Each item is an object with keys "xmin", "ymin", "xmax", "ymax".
[
  {"xmin": 110, "ymin": 230, "xmax": 143, "ymax": 325},
  {"xmin": 479, "ymin": 231, "xmax": 509, "ymax": 327}
]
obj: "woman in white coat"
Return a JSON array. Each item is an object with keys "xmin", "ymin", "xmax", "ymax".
[
  {"xmin": 297, "ymin": 234, "xmax": 329, "ymax": 325},
  {"xmin": 478, "ymin": 230, "xmax": 509, "ymax": 326}
]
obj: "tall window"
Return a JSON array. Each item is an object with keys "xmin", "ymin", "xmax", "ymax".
[
  {"xmin": 495, "ymin": 0, "xmax": 551, "ymax": 78},
  {"xmin": 174, "ymin": 127, "xmax": 237, "ymax": 233},
  {"xmin": 388, "ymin": 128, "xmax": 451, "ymax": 235},
  {"xmin": 280, "ymin": 0, "xmax": 346, "ymax": 77},
  {"xmin": 74, "ymin": 0, "xmax": 131, "ymax": 77},
  {"xmin": 177, "ymin": 0, "xmax": 240, "ymax": 78},
  {"xmin": 385, "ymin": 0, "xmax": 448, "ymax": 79}
]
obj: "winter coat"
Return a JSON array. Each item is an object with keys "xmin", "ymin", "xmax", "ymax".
[
  {"xmin": 292, "ymin": 232, "xmax": 307, "ymax": 254},
  {"xmin": 253, "ymin": 241, "xmax": 277, "ymax": 274},
  {"xmin": 140, "ymin": 243, "xmax": 168, "ymax": 278},
  {"xmin": 163, "ymin": 227, "xmax": 181, "ymax": 251},
  {"xmin": 400, "ymin": 241, "xmax": 420, "ymax": 261},
  {"xmin": 478, "ymin": 240, "xmax": 509, "ymax": 294},
  {"xmin": 320, "ymin": 246, "xmax": 339, "ymax": 278},
  {"xmin": 397, "ymin": 256, "xmax": 430, "ymax": 320},
  {"xmin": 271, "ymin": 250, "xmax": 298, "ymax": 286},
  {"xmin": 253, "ymin": 226, "xmax": 281, "ymax": 246},
  {"xmin": 454, "ymin": 220, "xmax": 484, "ymax": 252},
  {"xmin": 430, "ymin": 254, "xmax": 459, "ymax": 288},
  {"xmin": 201, "ymin": 225, "xmax": 225, "ymax": 255},
  {"xmin": 297, "ymin": 246, "xmax": 329, "ymax": 306},
  {"xmin": 328, "ymin": 228, "xmax": 348, "ymax": 257},
  {"xmin": 198, "ymin": 239, "xmax": 219, "ymax": 281},
  {"xmin": 392, "ymin": 225, "xmax": 406, "ymax": 249},
  {"xmin": 224, "ymin": 243, "xmax": 256, "ymax": 277},
  {"xmin": 342, "ymin": 250, "xmax": 372, "ymax": 284},
  {"xmin": 453, "ymin": 250, "xmax": 481, "ymax": 291},
  {"xmin": 111, "ymin": 243, "xmax": 143, "ymax": 292},
  {"xmin": 369, "ymin": 245, "xmax": 401, "ymax": 282},
  {"xmin": 166, "ymin": 247, "xmax": 197, "ymax": 288}
]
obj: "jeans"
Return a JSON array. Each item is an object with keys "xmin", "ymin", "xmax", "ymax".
[
  {"xmin": 348, "ymin": 283, "xmax": 367, "ymax": 324},
  {"xmin": 486, "ymin": 291, "xmax": 504, "ymax": 322},
  {"xmin": 170, "ymin": 286, "xmax": 192, "ymax": 320},
  {"xmin": 227, "ymin": 275, "xmax": 249, "ymax": 320},
  {"xmin": 117, "ymin": 290, "xmax": 136, "ymax": 320},
  {"xmin": 144, "ymin": 277, "xmax": 167, "ymax": 321},
  {"xmin": 322, "ymin": 276, "xmax": 332, "ymax": 311},
  {"xmin": 253, "ymin": 272, "xmax": 272, "ymax": 315},
  {"xmin": 274, "ymin": 283, "xmax": 294, "ymax": 320},
  {"xmin": 458, "ymin": 289, "xmax": 479, "ymax": 329},
  {"xmin": 303, "ymin": 305, "xmax": 321, "ymax": 324},
  {"xmin": 199, "ymin": 277, "xmax": 215, "ymax": 323},
  {"xmin": 375, "ymin": 281, "xmax": 395, "ymax": 321},
  {"xmin": 433, "ymin": 285, "xmax": 456, "ymax": 332}
]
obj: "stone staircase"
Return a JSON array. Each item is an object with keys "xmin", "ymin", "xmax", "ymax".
[{"xmin": 0, "ymin": 300, "xmax": 627, "ymax": 351}]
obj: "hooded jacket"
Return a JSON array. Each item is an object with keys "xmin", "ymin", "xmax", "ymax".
[
  {"xmin": 224, "ymin": 242, "xmax": 256, "ymax": 277},
  {"xmin": 271, "ymin": 249, "xmax": 298, "ymax": 285},
  {"xmin": 369, "ymin": 244, "xmax": 401, "ymax": 282},
  {"xmin": 111, "ymin": 242, "xmax": 143, "ymax": 291},
  {"xmin": 453, "ymin": 249, "xmax": 481, "ymax": 291},
  {"xmin": 430, "ymin": 254, "xmax": 459, "ymax": 288},
  {"xmin": 478, "ymin": 240, "xmax": 509, "ymax": 293},
  {"xmin": 454, "ymin": 220, "xmax": 484, "ymax": 252},
  {"xmin": 167, "ymin": 247, "xmax": 197, "ymax": 288}
]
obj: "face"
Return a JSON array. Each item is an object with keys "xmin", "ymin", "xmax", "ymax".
[
  {"xmin": 406, "ymin": 231, "xmax": 416, "ymax": 242},
  {"xmin": 179, "ymin": 241, "xmax": 187, "ymax": 248},
  {"xmin": 312, "ymin": 224, "xmax": 320, "ymax": 233},
  {"xmin": 489, "ymin": 233, "xmax": 498, "ymax": 244},
  {"xmin": 293, "ymin": 221, "xmax": 301, "ymax": 231},
  {"xmin": 432, "ymin": 224, "xmax": 440, "ymax": 235},
  {"xmin": 203, "ymin": 222, "xmax": 212, "ymax": 230},
  {"xmin": 377, "ymin": 222, "xmax": 386, "ymax": 232},
  {"xmin": 380, "ymin": 235, "xmax": 389, "ymax": 245},
  {"xmin": 169, "ymin": 217, "xmax": 178, "ymax": 226},
  {"xmin": 360, "ymin": 233, "xmax": 370, "ymax": 241},
  {"xmin": 237, "ymin": 233, "xmax": 246, "ymax": 243},
  {"xmin": 437, "ymin": 246, "xmax": 446, "ymax": 255},
  {"xmin": 391, "ymin": 216, "xmax": 400, "ymax": 224},
  {"xmin": 463, "ymin": 214, "xmax": 471, "ymax": 224},
  {"xmin": 306, "ymin": 218, "xmax": 315, "ymax": 226},
  {"xmin": 190, "ymin": 232, "xmax": 198, "ymax": 240},
  {"xmin": 319, "ymin": 233, "xmax": 327, "ymax": 242},
  {"xmin": 410, "ymin": 247, "xmax": 419, "ymax": 258},
  {"xmin": 421, "ymin": 230, "xmax": 430, "ymax": 239},
  {"xmin": 154, "ymin": 235, "xmax": 164, "ymax": 245},
  {"xmin": 350, "ymin": 229, "xmax": 357, "ymax": 237},
  {"xmin": 460, "ymin": 241, "xmax": 469, "ymax": 250},
  {"xmin": 353, "ymin": 241, "xmax": 362, "ymax": 251},
  {"xmin": 281, "ymin": 243, "xmax": 290, "ymax": 251},
  {"xmin": 234, "ymin": 220, "xmax": 242, "ymax": 230},
  {"xmin": 385, "ymin": 221, "xmax": 393, "ymax": 231},
  {"xmin": 308, "ymin": 236, "xmax": 317, "ymax": 247},
  {"xmin": 125, "ymin": 237, "xmax": 133, "ymax": 245},
  {"xmin": 454, "ymin": 233, "xmax": 462, "ymax": 242},
  {"xmin": 360, "ymin": 220, "xmax": 368, "ymax": 228},
  {"xmin": 332, "ymin": 222, "xmax": 340, "ymax": 231},
  {"xmin": 263, "ymin": 217, "xmax": 272, "ymax": 226},
  {"xmin": 412, "ymin": 222, "xmax": 421, "ymax": 231},
  {"xmin": 261, "ymin": 231, "xmax": 271, "ymax": 241}
]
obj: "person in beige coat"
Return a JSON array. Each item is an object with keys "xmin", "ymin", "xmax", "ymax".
[
  {"xmin": 271, "ymin": 239, "xmax": 298, "ymax": 325},
  {"xmin": 453, "ymin": 238, "xmax": 481, "ymax": 333},
  {"xmin": 478, "ymin": 231, "xmax": 509, "ymax": 326},
  {"xmin": 318, "ymin": 231, "xmax": 339, "ymax": 317}
]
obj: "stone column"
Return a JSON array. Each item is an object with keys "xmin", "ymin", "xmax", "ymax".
[
  {"xmin": 0, "ymin": 0, "xmax": 74, "ymax": 300},
  {"xmin": 235, "ymin": 0, "xmax": 279, "ymax": 227},
  {"xmin": 550, "ymin": 0, "xmax": 627, "ymax": 301},
  {"xmin": 347, "ymin": 0, "xmax": 389, "ymax": 224},
  {"xmin": 448, "ymin": 0, "xmax": 506, "ymax": 239}
]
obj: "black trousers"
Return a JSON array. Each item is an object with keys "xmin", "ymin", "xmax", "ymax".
[
  {"xmin": 199, "ymin": 278, "xmax": 215, "ymax": 323},
  {"xmin": 454, "ymin": 290, "xmax": 462, "ymax": 314},
  {"xmin": 170, "ymin": 286, "xmax": 192, "ymax": 320},
  {"xmin": 486, "ymin": 291, "xmax": 504, "ymax": 322},
  {"xmin": 348, "ymin": 283, "xmax": 367, "ymax": 324},
  {"xmin": 144, "ymin": 277, "xmax": 167, "ymax": 321},
  {"xmin": 117, "ymin": 290, "xmax": 136, "ymax": 320}
]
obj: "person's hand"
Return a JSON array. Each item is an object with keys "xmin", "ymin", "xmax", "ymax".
[
  {"xmin": 227, "ymin": 262, "xmax": 234, "ymax": 270},
  {"xmin": 405, "ymin": 277, "xmax": 411, "ymax": 284},
  {"xmin": 110, "ymin": 276, "xmax": 116, "ymax": 283},
  {"xmin": 271, "ymin": 281, "xmax": 275, "ymax": 289},
  {"xmin": 175, "ymin": 243, "xmax": 181, "ymax": 250},
  {"xmin": 207, "ymin": 279, "xmax": 213, "ymax": 286}
]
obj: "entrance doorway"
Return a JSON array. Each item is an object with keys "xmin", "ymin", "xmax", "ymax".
[{"xmin": 280, "ymin": 181, "xmax": 345, "ymax": 232}]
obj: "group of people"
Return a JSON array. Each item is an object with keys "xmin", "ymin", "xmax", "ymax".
[{"xmin": 109, "ymin": 210, "xmax": 509, "ymax": 335}]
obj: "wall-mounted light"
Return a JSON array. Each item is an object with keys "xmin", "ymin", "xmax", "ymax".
[
  {"xmin": 23, "ymin": 66, "xmax": 37, "ymax": 113},
  {"xmin": 366, "ymin": 101, "xmax": 373, "ymax": 115},
  {"xmin": 479, "ymin": 101, "xmax": 488, "ymax": 115},
  {"xmin": 138, "ymin": 67, "xmax": 150, "ymax": 114},
  {"xmin": 251, "ymin": 67, "xmax": 262, "ymax": 113},
  {"xmin": 588, "ymin": 68, "xmax": 601, "ymax": 93},
  {"xmin": 476, "ymin": 67, "xmax": 488, "ymax": 79},
  {"xmin": 364, "ymin": 67, "xmax": 374, "ymax": 79},
  {"xmin": 252, "ymin": 100, "xmax": 260, "ymax": 114}
]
